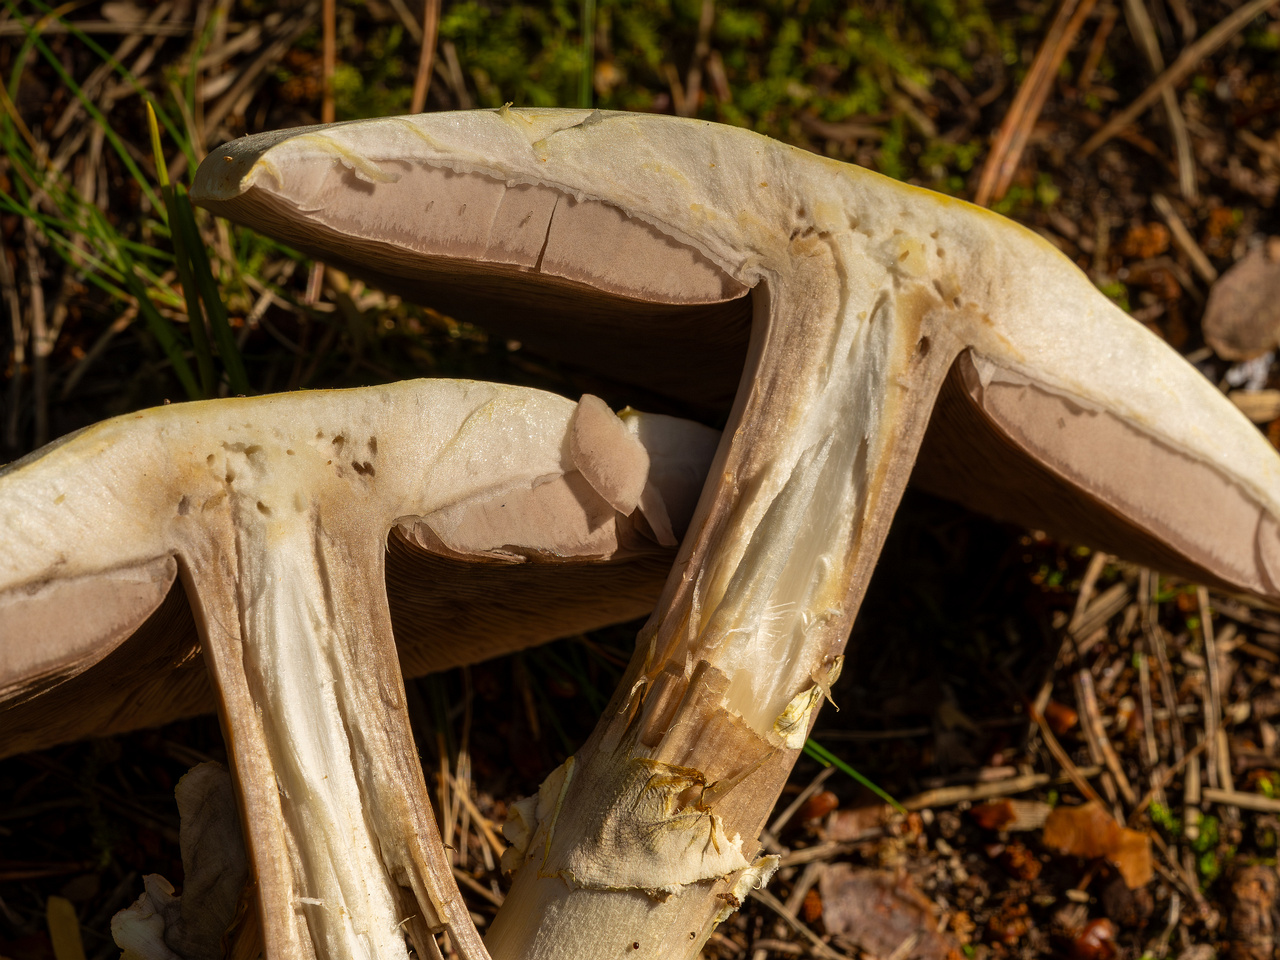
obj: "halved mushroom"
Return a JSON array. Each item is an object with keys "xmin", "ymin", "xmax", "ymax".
[
  {"xmin": 0, "ymin": 390, "xmax": 715, "ymax": 760},
  {"xmin": 0, "ymin": 381, "xmax": 717, "ymax": 959},
  {"xmin": 183, "ymin": 107, "xmax": 1280, "ymax": 959}
]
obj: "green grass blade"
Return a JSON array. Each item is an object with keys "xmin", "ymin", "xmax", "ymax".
[
  {"xmin": 148, "ymin": 102, "xmax": 212, "ymax": 396},
  {"xmin": 118, "ymin": 250, "xmax": 201, "ymax": 401},
  {"xmin": 804, "ymin": 738, "xmax": 906, "ymax": 814},
  {"xmin": 183, "ymin": 13, "xmax": 220, "ymax": 140},
  {"xmin": 164, "ymin": 186, "xmax": 215, "ymax": 397},
  {"xmin": 147, "ymin": 102, "xmax": 171, "ymax": 190},
  {"xmin": 174, "ymin": 185, "xmax": 250, "ymax": 394},
  {"xmin": 20, "ymin": 0, "xmax": 191, "ymax": 167},
  {"xmin": 4, "ymin": 3, "xmax": 161, "ymax": 212}
]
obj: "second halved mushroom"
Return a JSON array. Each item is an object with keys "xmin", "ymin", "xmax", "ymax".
[
  {"xmin": 190, "ymin": 108, "xmax": 1280, "ymax": 959},
  {"xmin": 0, "ymin": 380, "xmax": 716, "ymax": 959}
]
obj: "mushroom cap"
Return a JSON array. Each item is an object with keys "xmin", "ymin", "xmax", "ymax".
[
  {"xmin": 0, "ymin": 380, "xmax": 718, "ymax": 758},
  {"xmin": 192, "ymin": 108, "xmax": 1280, "ymax": 603}
]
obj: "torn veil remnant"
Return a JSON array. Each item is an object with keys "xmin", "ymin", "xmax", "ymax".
[
  {"xmin": 0, "ymin": 381, "xmax": 717, "ymax": 960},
  {"xmin": 186, "ymin": 108, "xmax": 1280, "ymax": 960}
]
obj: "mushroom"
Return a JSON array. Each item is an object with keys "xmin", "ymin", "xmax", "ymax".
[
  {"xmin": 0, "ymin": 380, "xmax": 717, "ymax": 959},
  {"xmin": 184, "ymin": 107, "xmax": 1280, "ymax": 957}
]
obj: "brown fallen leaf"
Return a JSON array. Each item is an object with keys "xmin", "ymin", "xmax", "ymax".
[
  {"xmin": 112, "ymin": 763, "xmax": 250, "ymax": 960},
  {"xmin": 1202, "ymin": 238, "xmax": 1280, "ymax": 361},
  {"xmin": 1042, "ymin": 801, "xmax": 1153, "ymax": 889},
  {"xmin": 819, "ymin": 864, "xmax": 963, "ymax": 960},
  {"xmin": 823, "ymin": 805, "xmax": 889, "ymax": 841}
]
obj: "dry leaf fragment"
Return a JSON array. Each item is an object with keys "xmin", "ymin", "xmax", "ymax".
[
  {"xmin": 112, "ymin": 764, "xmax": 249, "ymax": 960},
  {"xmin": 1203, "ymin": 240, "xmax": 1280, "ymax": 361},
  {"xmin": 1042, "ymin": 801, "xmax": 1153, "ymax": 889},
  {"xmin": 970, "ymin": 799, "xmax": 1051, "ymax": 832},
  {"xmin": 1230, "ymin": 390, "xmax": 1280, "ymax": 425},
  {"xmin": 818, "ymin": 864, "xmax": 962, "ymax": 960},
  {"xmin": 823, "ymin": 804, "xmax": 890, "ymax": 841}
]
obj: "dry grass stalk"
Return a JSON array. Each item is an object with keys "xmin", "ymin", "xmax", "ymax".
[
  {"xmin": 680, "ymin": 0, "xmax": 716, "ymax": 118},
  {"xmin": 1080, "ymin": 0, "xmax": 1280, "ymax": 157},
  {"xmin": 410, "ymin": 0, "xmax": 442, "ymax": 114},
  {"xmin": 1141, "ymin": 569, "xmax": 1187, "ymax": 763},
  {"xmin": 1121, "ymin": 0, "xmax": 1198, "ymax": 200},
  {"xmin": 902, "ymin": 767, "xmax": 1103, "ymax": 811},
  {"xmin": 1151, "ymin": 193, "xmax": 1218, "ymax": 284},
  {"xmin": 1198, "ymin": 586, "xmax": 1223, "ymax": 790},
  {"xmin": 1074, "ymin": 670, "xmax": 1138, "ymax": 808},
  {"xmin": 749, "ymin": 887, "xmax": 851, "ymax": 960},
  {"xmin": 321, "ymin": 0, "xmax": 335, "ymax": 124},
  {"xmin": 974, "ymin": 0, "xmax": 1099, "ymax": 206},
  {"xmin": 1202, "ymin": 788, "xmax": 1280, "ymax": 813}
]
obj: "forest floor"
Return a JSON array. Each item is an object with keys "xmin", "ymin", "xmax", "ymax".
[{"xmin": 3, "ymin": 0, "xmax": 1280, "ymax": 958}]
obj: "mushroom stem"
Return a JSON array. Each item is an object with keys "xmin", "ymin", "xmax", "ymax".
[
  {"xmin": 167, "ymin": 422, "xmax": 488, "ymax": 959},
  {"xmin": 192, "ymin": 518, "xmax": 478, "ymax": 959},
  {"xmin": 487, "ymin": 270, "xmax": 961, "ymax": 959},
  {"xmin": 2, "ymin": 379, "xmax": 720, "ymax": 960}
]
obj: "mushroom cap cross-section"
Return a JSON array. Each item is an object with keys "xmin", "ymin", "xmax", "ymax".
[
  {"xmin": 0, "ymin": 380, "xmax": 718, "ymax": 960},
  {"xmin": 190, "ymin": 108, "xmax": 1280, "ymax": 959}
]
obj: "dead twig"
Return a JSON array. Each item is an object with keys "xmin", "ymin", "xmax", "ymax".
[
  {"xmin": 385, "ymin": 0, "xmax": 423, "ymax": 43},
  {"xmin": 1141, "ymin": 569, "xmax": 1186, "ymax": 763},
  {"xmin": 1070, "ymin": 551, "xmax": 1110, "ymax": 630},
  {"xmin": 752, "ymin": 857, "xmax": 827, "ymax": 960},
  {"xmin": 1202, "ymin": 788, "xmax": 1280, "ymax": 813},
  {"xmin": 21, "ymin": 226, "xmax": 47, "ymax": 449},
  {"xmin": 902, "ymin": 765, "xmax": 1103, "ymax": 810},
  {"xmin": 0, "ymin": 19, "xmax": 190, "ymax": 35},
  {"xmin": 1080, "ymin": 0, "xmax": 1280, "ymax": 157},
  {"xmin": 1033, "ymin": 708, "xmax": 1108, "ymax": 806},
  {"xmin": 0, "ymin": 229, "xmax": 25, "ymax": 454},
  {"xmin": 1074, "ymin": 669, "xmax": 1138, "ymax": 808},
  {"xmin": 1122, "ymin": 0, "xmax": 1197, "ymax": 200},
  {"xmin": 662, "ymin": 62, "xmax": 687, "ymax": 118},
  {"xmin": 410, "ymin": 0, "xmax": 441, "ymax": 114},
  {"xmin": 777, "ymin": 841, "xmax": 866, "ymax": 869},
  {"xmin": 1165, "ymin": 0, "xmax": 1196, "ymax": 40},
  {"xmin": 1078, "ymin": 3, "xmax": 1117, "ymax": 91},
  {"xmin": 451, "ymin": 866, "xmax": 503, "ymax": 908},
  {"xmin": 680, "ymin": 0, "xmax": 715, "ymax": 118},
  {"xmin": 203, "ymin": 8, "xmax": 316, "ymax": 138},
  {"xmin": 1128, "ymin": 736, "xmax": 1209, "ymax": 825},
  {"xmin": 1137, "ymin": 643, "xmax": 1161, "ymax": 796},
  {"xmin": 1150, "ymin": 193, "xmax": 1217, "ymax": 283},
  {"xmin": 442, "ymin": 40, "xmax": 471, "ymax": 109},
  {"xmin": 974, "ymin": 0, "xmax": 1099, "ymax": 206},
  {"xmin": 1198, "ymin": 586, "xmax": 1223, "ymax": 790},
  {"xmin": 749, "ymin": 887, "xmax": 852, "ymax": 960},
  {"xmin": 765, "ymin": 766, "xmax": 837, "ymax": 842}
]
